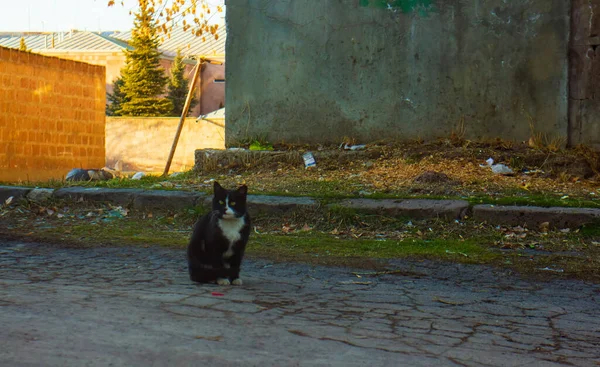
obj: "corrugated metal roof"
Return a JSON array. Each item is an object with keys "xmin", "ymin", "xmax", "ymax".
[
  {"xmin": 0, "ymin": 24, "xmax": 224, "ymax": 57},
  {"xmin": 110, "ymin": 24, "xmax": 226, "ymax": 58},
  {"xmin": 0, "ymin": 31, "xmax": 131, "ymax": 52},
  {"xmin": 0, "ymin": 34, "xmax": 49, "ymax": 50},
  {"xmin": 48, "ymin": 31, "xmax": 132, "ymax": 51}
]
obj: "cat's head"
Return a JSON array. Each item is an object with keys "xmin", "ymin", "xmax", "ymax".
[{"xmin": 212, "ymin": 181, "xmax": 248, "ymax": 220}]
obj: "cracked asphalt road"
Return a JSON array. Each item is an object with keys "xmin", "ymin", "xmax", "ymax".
[{"xmin": 1, "ymin": 240, "xmax": 599, "ymax": 367}]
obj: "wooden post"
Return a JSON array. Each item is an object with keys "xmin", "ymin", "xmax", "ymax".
[{"xmin": 162, "ymin": 57, "xmax": 203, "ymax": 176}]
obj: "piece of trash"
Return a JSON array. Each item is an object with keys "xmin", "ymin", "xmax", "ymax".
[
  {"xmin": 110, "ymin": 206, "xmax": 128, "ymax": 217},
  {"xmin": 406, "ymin": 221, "xmax": 414, "ymax": 227},
  {"xmin": 446, "ymin": 249, "xmax": 468, "ymax": 257},
  {"xmin": 538, "ymin": 267, "xmax": 564, "ymax": 273},
  {"xmin": 302, "ymin": 152, "xmax": 316, "ymax": 169},
  {"xmin": 358, "ymin": 190, "xmax": 372, "ymax": 196},
  {"xmin": 131, "ymin": 172, "xmax": 145, "ymax": 180},
  {"xmin": 560, "ymin": 228, "xmax": 571, "ymax": 233},
  {"xmin": 491, "ymin": 164, "xmax": 514, "ymax": 175},
  {"xmin": 560, "ymin": 195, "xmax": 569, "ymax": 200},
  {"xmin": 211, "ymin": 292, "xmax": 225, "ymax": 296},
  {"xmin": 169, "ymin": 172, "xmax": 184, "ymax": 178},
  {"xmin": 343, "ymin": 144, "xmax": 366, "ymax": 151},
  {"xmin": 227, "ymin": 147, "xmax": 246, "ymax": 152},
  {"xmin": 4, "ymin": 196, "xmax": 13, "ymax": 206},
  {"xmin": 46, "ymin": 209, "xmax": 55, "ymax": 216},
  {"xmin": 434, "ymin": 297, "xmax": 464, "ymax": 306},
  {"xmin": 57, "ymin": 214, "xmax": 64, "ymax": 219}
]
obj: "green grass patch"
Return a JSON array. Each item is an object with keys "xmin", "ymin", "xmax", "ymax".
[{"xmin": 249, "ymin": 232, "xmax": 497, "ymax": 263}]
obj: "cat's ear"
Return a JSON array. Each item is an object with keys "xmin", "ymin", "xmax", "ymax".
[
  {"xmin": 214, "ymin": 181, "xmax": 224, "ymax": 194},
  {"xmin": 237, "ymin": 185, "xmax": 248, "ymax": 195}
]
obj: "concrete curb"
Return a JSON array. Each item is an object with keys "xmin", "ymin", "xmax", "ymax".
[
  {"xmin": 1, "ymin": 186, "xmax": 599, "ymax": 228},
  {"xmin": 472, "ymin": 204, "xmax": 600, "ymax": 229},
  {"xmin": 0, "ymin": 186, "xmax": 32, "ymax": 204},
  {"xmin": 333, "ymin": 199, "xmax": 469, "ymax": 220}
]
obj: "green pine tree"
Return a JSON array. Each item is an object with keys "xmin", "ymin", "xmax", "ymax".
[
  {"xmin": 167, "ymin": 50, "xmax": 198, "ymax": 116},
  {"xmin": 106, "ymin": 77, "xmax": 129, "ymax": 116},
  {"xmin": 119, "ymin": 0, "xmax": 172, "ymax": 116},
  {"xmin": 19, "ymin": 37, "xmax": 28, "ymax": 52}
]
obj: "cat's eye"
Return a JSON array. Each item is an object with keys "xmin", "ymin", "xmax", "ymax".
[
  {"xmin": 230, "ymin": 202, "xmax": 236, "ymax": 206},
  {"xmin": 219, "ymin": 200, "xmax": 225, "ymax": 205}
]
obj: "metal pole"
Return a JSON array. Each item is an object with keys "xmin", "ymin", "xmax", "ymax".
[{"xmin": 162, "ymin": 57, "xmax": 203, "ymax": 176}]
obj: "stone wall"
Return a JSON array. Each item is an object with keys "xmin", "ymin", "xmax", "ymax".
[
  {"xmin": 225, "ymin": 0, "xmax": 570, "ymax": 145},
  {"xmin": 105, "ymin": 117, "xmax": 225, "ymax": 173},
  {"xmin": 0, "ymin": 46, "xmax": 106, "ymax": 182}
]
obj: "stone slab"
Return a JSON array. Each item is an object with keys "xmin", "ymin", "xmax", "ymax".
[
  {"xmin": 0, "ymin": 186, "xmax": 32, "ymax": 205},
  {"xmin": 333, "ymin": 199, "xmax": 469, "ymax": 220},
  {"xmin": 200, "ymin": 194, "xmax": 318, "ymax": 214},
  {"xmin": 52, "ymin": 188, "xmax": 142, "ymax": 207},
  {"xmin": 133, "ymin": 190, "xmax": 205, "ymax": 211},
  {"xmin": 472, "ymin": 205, "xmax": 600, "ymax": 229},
  {"xmin": 26, "ymin": 188, "xmax": 54, "ymax": 202}
]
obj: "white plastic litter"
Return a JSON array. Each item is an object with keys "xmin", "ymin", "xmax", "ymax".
[
  {"xmin": 483, "ymin": 157, "xmax": 514, "ymax": 175},
  {"xmin": 491, "ymin": 164, "xmax": 514, "ymax": 175},
  {"xmin": 131, "ymin": 172, "xmax": 145, "ymax": 180},
  {"xmin": 344, "ymin": 144, "xmax": 367, "ymax": 151},
  {"xmin": 303, "ymin": 152, "xmax": 316, "ymax": 169}
]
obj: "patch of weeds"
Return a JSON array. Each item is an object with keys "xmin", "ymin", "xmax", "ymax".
[
  {"xmin": 579, "ymin": 221, "xmax": 600, "ymax": 238},
  {"xmin": 249, "ymin": 233, "xmax": 496, "ymax": 263},
  {"xmin": 249, "ymin": 140, "xmax": 274, "ymax": 151},
  {"xmin": 509, "ymin": 156, "xmax": 526, "ymax": 172}
]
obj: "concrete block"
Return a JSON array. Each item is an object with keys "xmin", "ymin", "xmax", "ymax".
[
  {"xmin": 133, "ymin": 191, "xmax": 205, "ymax": 211},
  {"xmin": 200, "ymin": 194, "xmax": 319, "ymax": 214},
  {"xmin": 53, "ymin": 187, "xmax": 141, "ymax": 207},
  {"xmin": 472, "ymin": 205, "xmax": 600, "ymax": 229},
  {"xmin": 0, "ymin": 186, "xmax": 32, "ymax": 205},
  {"xmin": 333, "ymin": 199, "xmax": 469, "ymax": 220},
  {"xmin": 26, "ymin": 188, "xmax": 54, "ymax": 202}
]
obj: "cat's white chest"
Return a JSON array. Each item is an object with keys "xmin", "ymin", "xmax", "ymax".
[{"xmin": 218, "ymin": 217, "xmax": 245, "ymax": 257}]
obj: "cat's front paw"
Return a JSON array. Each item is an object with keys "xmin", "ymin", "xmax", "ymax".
[
  {"xmin": 217, "ymin": 278, "xmax": 231, "ymax": 286},
  {"xmin": 231, "ymin": 278, "xmax": 243, "ymax": 286}
]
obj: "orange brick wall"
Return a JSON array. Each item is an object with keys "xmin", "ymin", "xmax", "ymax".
[{"xmin": 0, "ymin": 46, "xmax": 106, "ymax": 182}]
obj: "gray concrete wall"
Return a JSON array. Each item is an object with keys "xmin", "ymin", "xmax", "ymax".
[{"xmin": 225, "ymin": 0, "xmax": 570, "ymax": 145}]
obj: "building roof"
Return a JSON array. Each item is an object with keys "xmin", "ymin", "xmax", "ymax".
[
  {"xmin": 109, "ymin": 24, "xmax": 226, "ymax": 58},
  {"xmin": 0, "ymin": 24, "xmax": 225, "ymax": 59},
  {"xmin": 46, "ymin": 31, "xmax": 133, "ymax": 51},
  {"xmin": 0, "ymin": 34, "xmax": 49, "ymax": 50}
]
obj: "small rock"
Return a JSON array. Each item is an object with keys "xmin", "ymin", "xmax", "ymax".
[{"xmin": 26, "ymin": 188, "xmax": 54, "ymax": 202}]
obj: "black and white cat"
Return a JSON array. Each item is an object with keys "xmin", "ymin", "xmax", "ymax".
[{"xmin": 187, "ymin": 182, "xmax": 251, "ymax": 285}]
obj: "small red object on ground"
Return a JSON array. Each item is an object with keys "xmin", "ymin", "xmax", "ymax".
[{"xmin": 211, "ymin": 292, "xmax": 225, "ymax": 296}]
